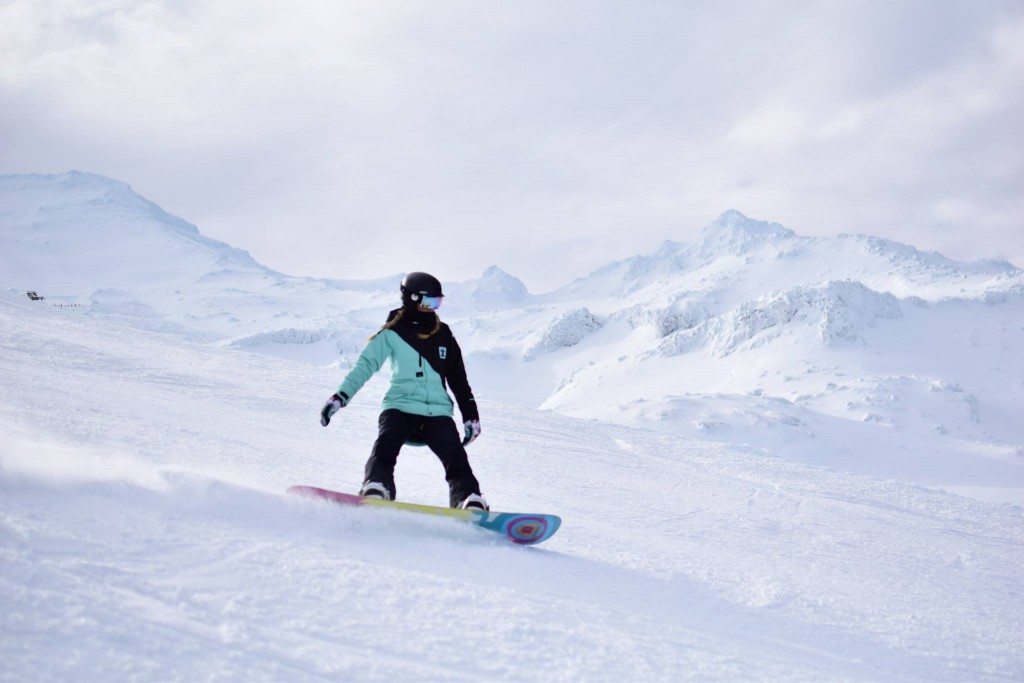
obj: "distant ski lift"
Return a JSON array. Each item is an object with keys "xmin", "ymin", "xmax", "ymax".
[{"xmin": 26, "ymin": 291, "xmax": 45, "ymax": 301}]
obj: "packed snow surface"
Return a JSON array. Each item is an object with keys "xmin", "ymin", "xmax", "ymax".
[{"xmin": 2, "ymin": 172, "xmax": 1024, "ymax": 681}]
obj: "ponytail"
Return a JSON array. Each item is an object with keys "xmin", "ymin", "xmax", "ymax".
[{"xmin": 419, "ymin": 315, "xmax": 441, "ymax": 339}]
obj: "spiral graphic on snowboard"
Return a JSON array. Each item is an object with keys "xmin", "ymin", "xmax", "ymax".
[
  {"xmin": 287, "ymin": 486, "xmax": 560, "ymax": 545},
  {"xmin": 502, "ymin": 516, "xmax": 549, "ymax": 544}
]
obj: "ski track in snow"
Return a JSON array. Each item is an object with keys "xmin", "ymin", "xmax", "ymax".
[{"xmin": 2, "ymin": 294, "xmax": 1024, "ymax": 682}]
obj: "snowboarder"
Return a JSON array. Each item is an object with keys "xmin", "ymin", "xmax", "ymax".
[{"xmin": 319, "ymin": 272, "xmax": 488, "ymax": 511}]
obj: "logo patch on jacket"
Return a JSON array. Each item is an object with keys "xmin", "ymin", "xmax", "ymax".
[{"xmin": 439, "ymin": 346, "xmax": 447, "ymax": 359}]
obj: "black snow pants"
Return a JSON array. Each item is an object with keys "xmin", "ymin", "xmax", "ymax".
[{"xmin": 364, "ymin": 409, "xmax": 481, "ymax": 508}]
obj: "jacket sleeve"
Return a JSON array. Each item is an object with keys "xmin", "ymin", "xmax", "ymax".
[
  {"xmin": 445, "ymin": 335, "xmax": 479, "ymax": 422},
  {"xmin": 337, "ymin": 332, "xmax": 391, "ymax": 401}
]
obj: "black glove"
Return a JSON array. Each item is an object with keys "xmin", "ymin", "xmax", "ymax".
[
  {"xmin": 462, "ymin": 419, "xmax": 481, "ymax": 446},
  {"xmin": 320, "ymin": 392, "xmax": 348, "ymax": 427}
]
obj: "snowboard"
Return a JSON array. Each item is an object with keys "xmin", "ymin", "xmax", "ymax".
[{"xmin": 287, "ymin": 485, "xmax": 561, "ymax": 546}]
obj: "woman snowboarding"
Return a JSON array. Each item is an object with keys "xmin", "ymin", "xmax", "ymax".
[{"xmin": 319, "ymin": 272, "xmax": 488, "ymax": 511}]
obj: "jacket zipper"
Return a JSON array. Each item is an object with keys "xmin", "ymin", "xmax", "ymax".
[{"xmin": 418, "ymin": 354, "xmax": 432, "ymax": 411}]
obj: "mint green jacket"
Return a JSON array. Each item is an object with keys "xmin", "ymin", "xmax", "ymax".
[{"xmin": 338, "ymin": 328, "xmax": 455, "ymax": 417}]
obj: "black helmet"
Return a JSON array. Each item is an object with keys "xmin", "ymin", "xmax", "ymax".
[
  {"xmin": 400, "ymin": 272, "xmax": 444, "ymax": 309},
  {"xmin": 401, "ymin": 272, "xmax": 443, "ymax": 298}
]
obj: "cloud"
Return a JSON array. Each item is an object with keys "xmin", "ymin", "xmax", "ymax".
[{"xmin": 2, "ymin": 0, "xmax": 1022, "ymax": 290}]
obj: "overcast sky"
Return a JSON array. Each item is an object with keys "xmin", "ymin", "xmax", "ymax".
[{"xmin": 2, "ymin": 0, "xmax": 1022, "ymax": 292}]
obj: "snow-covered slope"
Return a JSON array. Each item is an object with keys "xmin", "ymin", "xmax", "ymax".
[
  {"xmin": 458, "ymin": 212, "xmax": 1024, "ymax": 502},
  {"xmin": 3, "ymin": 170, "xmax": 1024, "ymax": 680},
  {"xmin": 4, "ymin": 171, "xmax": 1023, "ymax": 503},
  {"xmin": 2, "ymin": 291, "xmax": 1023, "ymax": 682}
]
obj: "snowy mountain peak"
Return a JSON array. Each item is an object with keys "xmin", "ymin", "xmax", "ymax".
[
  {"xmin": 4, "ymin": 170, "xmax": 198, "ymax": 239},
  {"xmin": 695, "ymin": 209, "xmax": 796, "ymax": 256},
  {"xmin": 553, "ymin": 211, "xmax": 808, "ymax": 299},
  {"xmin": 6, "ymin": 168, "xmax": 132, "ymax": 197},
  {"xmin": 455, "ymin": 266, "xmax": 532, "ymax": 308},
  {"xmin": 478, "ymin": 265, "xmax": 526, "ymax": 288},
  {"xmin": 0, "ymin": 171, "xmax": 268, "ymax": 300}
]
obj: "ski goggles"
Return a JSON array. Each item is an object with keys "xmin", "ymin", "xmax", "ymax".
[{"xmin": 417, "ymin": 294, "xmax": 443, "ymax": 311}]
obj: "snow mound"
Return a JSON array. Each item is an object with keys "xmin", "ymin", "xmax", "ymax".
[
  {"xmin": 623, "ymin": 299, "xmax": 710, "ymax": 338},
  {"xmin": 227, "ymin": 325, "xmax": 368, "ymax": 357},
  {"xmin": 658, "ymin": 280, "xmax": 902, "ymax": 357},
  {"xmin": 229, "ymin": 327, "xmax": 332, "ymax": 349},
  {"xmin": 524, "ymin": 308, "xmax": 602, "ymax": 360}
]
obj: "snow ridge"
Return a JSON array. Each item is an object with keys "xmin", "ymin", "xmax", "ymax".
[
  {"xmin": 656, "ymin": 280, "xmax": 903, "ymax": 357},
  {"xmin": 523, "ymin": 307, "xmax": 603, "ymax": 360}
]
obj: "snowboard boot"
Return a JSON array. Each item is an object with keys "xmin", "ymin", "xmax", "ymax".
[
  {"xmin": 359, "ymin": 481, "xmax": 391, "ymax": 501},
  {"xmin": 459, "ymin": 493, "xmax": 489, "ymax": 511}
]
